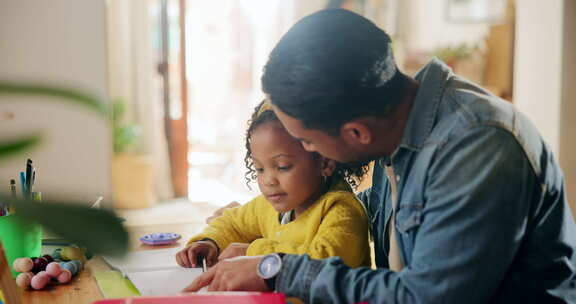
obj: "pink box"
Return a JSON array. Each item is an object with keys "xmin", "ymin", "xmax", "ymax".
[{"xmin": 92, "ymin": 292, "xmax": 285, "ymax": 304}]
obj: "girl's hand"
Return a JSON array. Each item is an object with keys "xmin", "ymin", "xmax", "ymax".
[
  {"xmin": 183, "ymin": 256, "xmax": 269, "ymax": 292},
  {"xmin": 218, "ymin": 243, "xmax": 250, "ymax": 261},
  {"xmin": 206, "ymin": 201, "xmax": 241, "ymax": 224},
  {"xmin": 176, "ymin": 240, "xmax": 219, "ymax": 268}
]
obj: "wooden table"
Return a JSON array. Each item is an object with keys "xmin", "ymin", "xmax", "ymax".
[
  {"xmin": 19, "ymin": 256, "xmax": 110, "ymax": 304},
  {"xmin": 20, "ymin": 222, "xmax": 205, "ymax": 304}
]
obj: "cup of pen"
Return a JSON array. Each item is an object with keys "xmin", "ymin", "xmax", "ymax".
[{"xmin": 0, "ymin": 193, "xmax": 43, "ymax": 277}]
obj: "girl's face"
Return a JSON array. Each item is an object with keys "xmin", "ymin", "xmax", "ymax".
[{"xmin": 250, "ymin": 121, "xmax": 332, "ymax": 214}]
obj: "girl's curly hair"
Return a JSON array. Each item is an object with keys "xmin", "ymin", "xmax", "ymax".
[{"xmin": 244, "ymin": 101, "xmax": 369, "ymax": 190}]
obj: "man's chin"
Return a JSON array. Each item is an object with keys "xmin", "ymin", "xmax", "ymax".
[
  {"xmin": 321, "ymin": 151, "xmax": 375, "ymax": 166},
  {"xmin": 336, "ymin": 159, "xmax": 372, "ymax": 169}
]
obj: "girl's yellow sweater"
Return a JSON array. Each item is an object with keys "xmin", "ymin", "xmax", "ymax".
[{"xmin": 188, "ymin": 180, "xmax": 370, "ymax": 268}]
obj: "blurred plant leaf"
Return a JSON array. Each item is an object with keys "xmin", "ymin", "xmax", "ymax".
[
  {"xmin": 112, "ymin": 99, "xmax": 141, "ymax": 154},
  {"xmin": 0, "ymin": 135, "xmax": 42, "ymax": 160},
  {"xmin": 114, "ymin": 125, "xmax": 141, "ymax": 154},
  {"xmin": 112, "ymin": 98, "xmax": 125, "ymax": 123},
  {"xmin": 5, "ymin": 198, "xmax": 129, "ymax": 256},
  {"xmin": 0, "ymin": 83, "xmax": 108, "ymax": 116},
  {"xmin": 0, "ymin": 83, "xmax": 128, "ymax": 257},
  {"xmin": 432, "ymin": 43, "xmax": 478, "ymax": 63}
]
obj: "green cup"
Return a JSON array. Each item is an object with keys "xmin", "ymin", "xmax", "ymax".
[{"xmin": 0, "ymin": 214, "xmax": 42, "ymax": 277}]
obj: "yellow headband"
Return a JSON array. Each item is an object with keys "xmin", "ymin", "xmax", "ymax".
[{"xmin": 256, "ymin": 99, "xmax": 273, "ymax": 117}]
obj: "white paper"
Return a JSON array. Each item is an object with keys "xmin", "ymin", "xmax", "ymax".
[
  {"xmin": 127, "ymin": 268, "xmax": 203, "ymax": 295},
  {"xmin": 104, "ymin": 247, "xmax": 182, "ymax": 273},
  {"xmin": 103, "ymin": 247, "xmax": 204, "ymax": 295}
]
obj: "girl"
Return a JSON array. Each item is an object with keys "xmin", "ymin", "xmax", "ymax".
[{"xmin": 176, "ymin": 101, "xmax": 370, "ymax": 269}]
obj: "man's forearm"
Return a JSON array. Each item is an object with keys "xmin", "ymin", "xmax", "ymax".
[{"xmin": 276, "ymin": 254, "xmax": 400, "ymax": 304}]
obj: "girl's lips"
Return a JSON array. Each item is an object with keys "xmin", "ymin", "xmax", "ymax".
[{"xmin": 266, "ymin": 193, "xmax": 287, "ymax": 202}]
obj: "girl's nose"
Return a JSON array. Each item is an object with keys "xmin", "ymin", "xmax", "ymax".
[{"xmin": 264, "ymin": 173, "xmax": 278, "ymax": 186}]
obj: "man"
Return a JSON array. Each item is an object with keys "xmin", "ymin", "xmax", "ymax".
[{"xmin": 185, "ymin": 9, "xmax": 576, "ymax": 303}]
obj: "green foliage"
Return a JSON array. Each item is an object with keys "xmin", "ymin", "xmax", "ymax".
[
  {"xmin": 0, "ymin": 135, "xmax": 42, "ymax": 161},
  {"xmin": 0, "ymin": 83, "xmax": 129, "ymax": 256},
  {"xmin": 112, "ymin": 99, "xmax": 141, "ymax": 154},
  {"xmin": 433, "ymin": 43, "xmax": 478, "ymax": 63},
  {"xmin": 6, "ymin": 199, "xmax": 129, "ymax": 256},
  {"xmin": 0, "ymin": 83, "xmax": 108, "ymax": 115}
]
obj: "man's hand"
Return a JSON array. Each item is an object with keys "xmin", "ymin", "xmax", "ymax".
[
  {"xmin": 183, "ymin": 256, "xmax": 270, "ymax": 292},
  {"xmin": 206, "ymin": 201, "xmax": 241, "ymax": 224},
  {"xmin": 218, "ymin": 243, "xmax": 249, "ymax": 261},
  {"xmin": 175, "ymin": 240, "xmax": 219, "ymax": 268}
]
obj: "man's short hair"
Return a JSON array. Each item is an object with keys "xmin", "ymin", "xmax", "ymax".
[{"xmin": 262, "ymin": 9, "xmax": 407, "ymax": 135}]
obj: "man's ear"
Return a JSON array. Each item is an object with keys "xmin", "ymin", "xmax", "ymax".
[
  {"xmin": 320, "ymin": 157, "xmax": 337, "ymax": 177},
  {"xmin": 340, "ymin": 121, "xmax": 372, "ymax": 146}
]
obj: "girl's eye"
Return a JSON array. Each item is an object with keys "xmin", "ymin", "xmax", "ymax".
[
  {"xmin": 278, "ymin": 165, "xmax": 293, "ymax": 171},
  {"xmin": 255, "ymin": 168, "xmax": 264, "ymax": 173}
]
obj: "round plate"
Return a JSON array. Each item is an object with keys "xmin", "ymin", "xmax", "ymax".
[{"xmin": 139, "ymin": 232, "xmax": 181, "ymax": 246}]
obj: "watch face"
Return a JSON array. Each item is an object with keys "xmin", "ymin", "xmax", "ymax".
[{"xmin": 258, "ymin": 254, "xmax": 282, "ymax": 279}]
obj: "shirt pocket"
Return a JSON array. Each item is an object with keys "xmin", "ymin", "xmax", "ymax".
[
  {"xmin": 395, "ymin": 201, "xmax": 423, "ymax": 261},
  {"xmin": 395, "ymin": 202, "xmax": 423, "ymax": 234}
]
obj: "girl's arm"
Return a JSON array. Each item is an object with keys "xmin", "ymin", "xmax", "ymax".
[{"xmin": 187, "ymin": 197, "xmax": 264, "ymax": 252}]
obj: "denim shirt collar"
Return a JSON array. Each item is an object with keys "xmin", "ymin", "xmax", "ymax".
[{"xmin": 398, "ymin": 58, "xmax": 453, "ymax": 151}]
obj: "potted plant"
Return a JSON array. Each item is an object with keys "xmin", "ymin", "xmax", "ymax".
[{"xmin": 111, "ymin": 99, "xmax": 155, "ymax": 209}]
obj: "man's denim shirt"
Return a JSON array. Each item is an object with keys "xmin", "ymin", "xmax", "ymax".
[{"xmin": 275, "ymin": 59, "xmax": 576, "ymax": 303}]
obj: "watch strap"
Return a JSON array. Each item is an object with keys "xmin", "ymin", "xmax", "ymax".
[{"xmin": 263, "ymin": 253, "xmax": 285, "ymax": 290}]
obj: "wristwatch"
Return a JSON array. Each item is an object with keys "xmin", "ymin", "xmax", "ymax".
[{"xmin": 257, "ymin": 253, "xmax": 285, "ymax": 290}]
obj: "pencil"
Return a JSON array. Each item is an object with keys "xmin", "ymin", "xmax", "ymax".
[
  {"xmin": 19, "ymin": 171, "xmax": 27, "ymax": 198},
  {"xmin": 0, "ymin": 243, "xmax": 21, "ymax": 303}
]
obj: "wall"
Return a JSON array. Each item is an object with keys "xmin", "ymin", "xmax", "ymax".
[
  {"xmin": 559, "ymin": 0, "xmax": 576, "ymax": 215},
  {"xmin": 514, "ymin": 0, "xmax": 563, "ymax": 155},
  {"xmin": 0, "ymin": 0, "xmax": 112, "ymax": 206},
  {"xmin": 514, "ymin": 0, "xmax": 575, "ymax": 215},
  {"xmin": 402, "ymin": 0, "xmax": 490, "ymax": 52}
]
